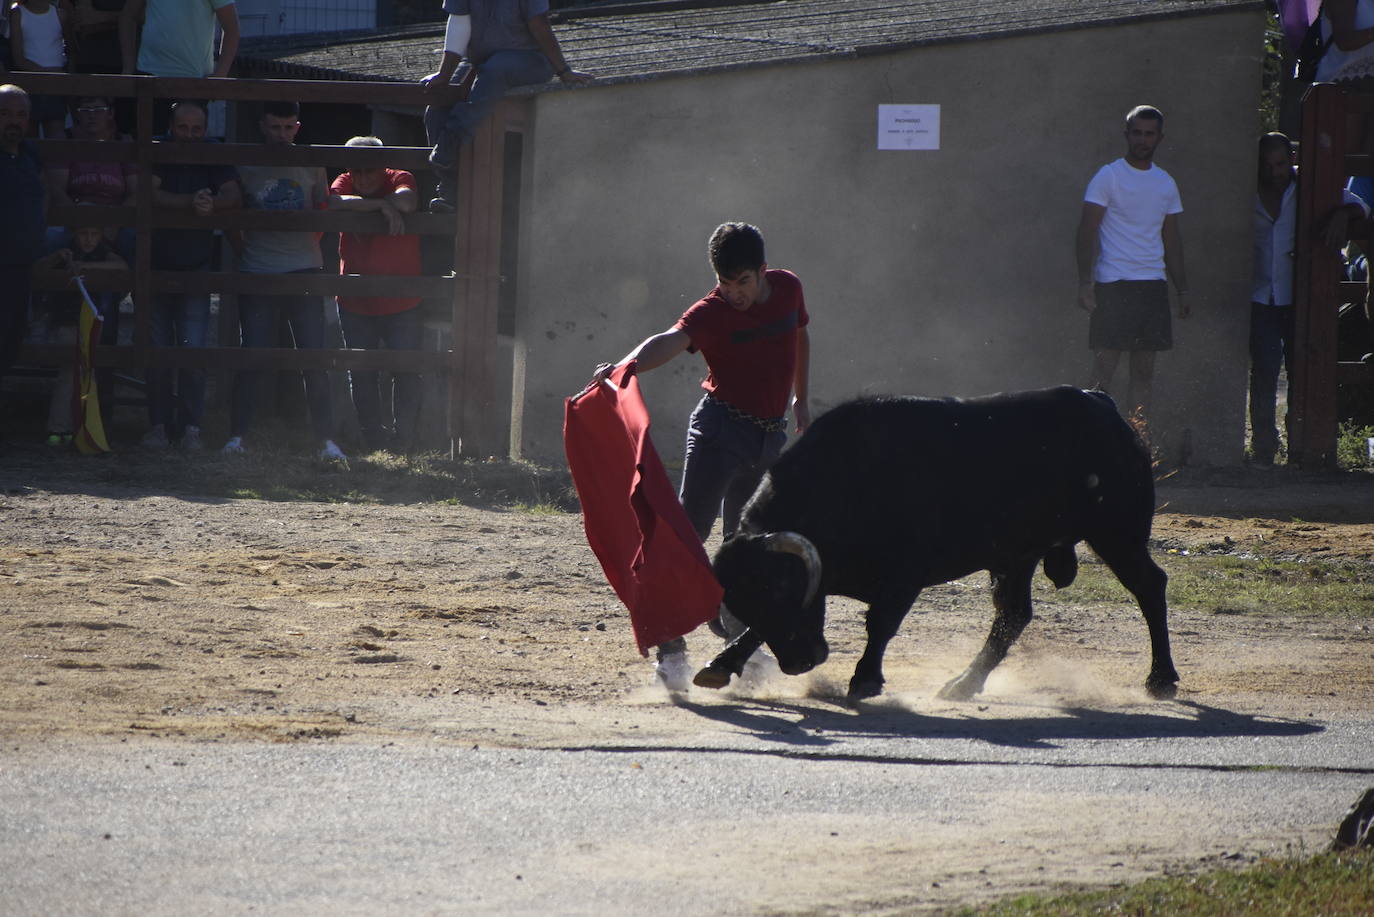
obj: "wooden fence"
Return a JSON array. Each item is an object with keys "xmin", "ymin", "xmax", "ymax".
[
  {"xmin": 12, "ymin": 71, "xmax": 526, "ymax": 456},
  {"xmin": 1295, "ymin": 81, "xmax": 1374, "ymax": 468}
]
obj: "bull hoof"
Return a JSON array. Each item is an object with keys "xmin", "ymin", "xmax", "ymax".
[
  {"xmin": 936, "ymin": 674, "xmax": 980, "ymax": 702},
  {"xmin": 846, "ymin": 679, "xmax": 883, "ymax": 702},
  {"xmin": 1146, "ymin": 679, "xmax": 1179, "ymax": 700},
  {"xmin": 693, "ymin": 664, "xmax": 733, "ymax": 690}
]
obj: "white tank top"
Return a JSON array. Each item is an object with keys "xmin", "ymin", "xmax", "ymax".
[
  {"xmin": 17, "ymin": 4, "xmax": 66, "ymax": 70},
  {"xmin": 1316, "ymin": 0, "xmax": 1374, "ymax": 83}
]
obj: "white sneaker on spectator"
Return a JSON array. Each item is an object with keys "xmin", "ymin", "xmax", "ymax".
[
  {"xmin": 654, "ymin": 650, "xmax": 693, "ymax": 694},
  {"xmin": 141, "ymin": 424, "xmax": 170, "ymax": 449},
  {"xmin": 319, "ymin": 439, "xmax": 347, "ymax": 463},
  {"xmin": 181, "ymin": 425, "xmax": 202, "ymax": 451},
  {"xmin": 221, "ymin": 436, "xmax": 246, "ymax": 456}
]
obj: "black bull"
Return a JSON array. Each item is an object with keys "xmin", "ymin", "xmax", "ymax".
[{"xmin": 694, "ymin": 386, "xmax": 1180, "ymax": 702}]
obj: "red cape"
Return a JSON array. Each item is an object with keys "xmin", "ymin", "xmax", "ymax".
[{"xmin": 564, "ymin": 364, "xmax": 722, "ymax": 655}]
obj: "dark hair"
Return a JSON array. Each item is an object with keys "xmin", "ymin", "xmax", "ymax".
[
  {"xmin": 1125, "ymin": 105, "xmax": 1164, "ymax": 131},
  {"xmin": 1258, "ymin": 131, "xmax": 1293, "ymax": 158},
  {"xmin": 708, "ymin": 222, "xmax": 766, "ymax": 277},
  {"xmin": 262, "ymin": 100, "xmax": 300, "ymax": 120},
  {"xmin": 168, "ymin": 99, "xmax": 208, "ymax": 120}
]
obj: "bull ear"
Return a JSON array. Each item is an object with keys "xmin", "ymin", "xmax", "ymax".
[{"xmin": 762, "ymin": 532, "xmax": 822, "ymax": 607}]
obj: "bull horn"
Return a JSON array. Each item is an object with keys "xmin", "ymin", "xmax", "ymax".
[{"xmin": 763, "ymin": 532, "xmax": 822, "ymax": 607}]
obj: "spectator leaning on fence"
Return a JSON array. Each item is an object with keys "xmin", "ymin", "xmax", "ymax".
[
  {"xmin": 224, "ymin": 100, "xmax": 345, "ymax": 464},
  {"xmin": 422, "ymin": 0, "xmax": 592, "ymax": 213},
  {"xmin": 143, "ymin": 99, "xmax": 240, "ymax": 452},
  {"xmin": 327, "ymin": 135, "xmax": 425, "ymax": 453},
  {"xmin": 0, "ymin": 85, "xmax": 47, "ymax": 395},
  {"xmin": 47, "ymin": 94, "xmax": 137, "ymax": 260}
]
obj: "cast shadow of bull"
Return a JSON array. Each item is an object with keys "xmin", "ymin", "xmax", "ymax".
[{"xmin": 672, "ymin": 699, "xmax": 1323, "ymax": 753}]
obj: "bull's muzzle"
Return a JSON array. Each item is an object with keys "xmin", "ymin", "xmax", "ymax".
[{"xmin": 775, "ymin": 636, "xmax": 829, "ymax": 676}]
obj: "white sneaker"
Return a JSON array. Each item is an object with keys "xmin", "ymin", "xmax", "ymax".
[
  {"xmin": 654, "ymin": 650, "xmax": 693, "ymax": 693},
  {"xmin": 319, "ymin": 439, "xmax": 347, "ymax": 462},
  {"xmin": 141, "ymin": 424, "xmax": 170, "ymax": 449},
  {"xmin": 221, "ymin": 436, "xmax": 246, "ymax": 455},
  {"xmin": 181, "ymin": 425, "xmax": 202, "ymax": 451}
]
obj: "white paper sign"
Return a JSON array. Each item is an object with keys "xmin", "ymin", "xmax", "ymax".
[{"xmin": 878, "ymin": 104, "xmax": 940, "ymax": 150}]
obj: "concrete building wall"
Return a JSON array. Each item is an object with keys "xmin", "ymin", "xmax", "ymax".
[{"xmin": 513, "ymin": 10, "xmax": 1264, "ymax": 471}]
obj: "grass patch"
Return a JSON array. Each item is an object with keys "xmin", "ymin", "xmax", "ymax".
[
  {"xmin": 1039, "ymin": 554, "xmax": 1374, "ymax": 621},
  {"xmin": 1337, "ymin": 422, "xmax": 1374, "ymax": 471},
  {"xmin": 1, "ymin": 435, "xmax": 578, "ymax": 511},
  {"xmin": 959, "ymin": 847, "xmax": 1374, "ymax": 916}
]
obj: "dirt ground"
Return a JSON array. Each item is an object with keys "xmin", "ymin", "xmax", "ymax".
[{"xmin": 3, "ymin": 448, "xmax": 1374, "ymax": 909}]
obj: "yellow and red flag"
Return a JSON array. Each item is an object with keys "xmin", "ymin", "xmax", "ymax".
[{"xmin": 71, "ymin": 276, "xmax": 110, "ymax": 455}]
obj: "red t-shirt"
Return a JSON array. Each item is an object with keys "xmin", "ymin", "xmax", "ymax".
[
  {"xmin": 66, "ymin": 160, "xmax": 136, "ymax": 206},
  {"xmin": 330, "ymin": 169, "xmax": 422, "ymax": 316},
  {"xmin": 674, "ymin": 268, "xmax": 808, "ymax": 419}
]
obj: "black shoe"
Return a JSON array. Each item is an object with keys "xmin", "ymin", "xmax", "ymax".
[{"xmin": 429, "ymin": 197, "xmax": 455, "ymax": 214}]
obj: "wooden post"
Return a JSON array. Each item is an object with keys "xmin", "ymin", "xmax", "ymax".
[
  {"xmin": 1292, "ymin": 83, "xmax": 1347, "ymax": 468},
  {"xmin": 448, "ymin": 100, "xmax": 521, "ymax": 457},
  {"xmin": 133, "ymin": 88, "xmax": 154, "ymax": 353}
]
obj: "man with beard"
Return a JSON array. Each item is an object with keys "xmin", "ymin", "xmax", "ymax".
[
  {"xmin": 0, "ymin": 85, "xmax": 47, "ymax": 394},
  {"xmin": 1075, "ymin": 105, "xmax": 1189, "ymax": 432},
  {"xmin": 1250, "ymin": 131, "xmax": 1368, "ymax": 465}
]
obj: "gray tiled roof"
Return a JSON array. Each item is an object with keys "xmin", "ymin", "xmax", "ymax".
[{"xmin": 239, "ymin": 0, "xmax": 1263, "ymax": 86}]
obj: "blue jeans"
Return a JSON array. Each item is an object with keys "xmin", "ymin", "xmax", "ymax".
[
  {"xmin": 230, "ymin": 273, "xmax": 335, "ymax": 442},
  {"xmin": 678, "ymin": 396, "xmax": 787, "ymax": 544},
  {"xmin": 339, "ymin": 307, "xmax": 423, "ymax": 448},
  {"xmin": 146, "ymin": 282, "xmax": 210, "ymax": 434},
  {"xmin": 424, "ymin": 50, "xmax": 552, "ymax": 199},
  {"xmin": 1249, "ymin": 301, "xmax": 1294, "ymax": 460}
]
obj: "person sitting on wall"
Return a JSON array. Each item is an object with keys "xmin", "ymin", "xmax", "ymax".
[
  {"xmin": 421, "ymin": 0, "xmax": 593, "ymax": 213},
  {"xmin": 327, "ymin": 135, "xmax": 425, "ymax": 454}
]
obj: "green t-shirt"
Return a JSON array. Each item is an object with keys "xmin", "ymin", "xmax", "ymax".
[{"xmin": 136, "ymin": 0, "xmax": 235, "ymax": 78}]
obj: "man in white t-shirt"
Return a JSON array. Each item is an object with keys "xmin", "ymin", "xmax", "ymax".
[{"xmin": 1075, "ymin": 105, "xmax": 1190, "ymax": 431}]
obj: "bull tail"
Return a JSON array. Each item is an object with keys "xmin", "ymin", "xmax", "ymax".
[{"xmin": 1042, "ymin": 542, "xmax": 1078, "ymax": 589}]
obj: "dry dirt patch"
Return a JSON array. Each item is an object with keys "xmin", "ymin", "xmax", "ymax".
[{"xmin": 3, "ymin": 457, "xmax": 1372, "ymax": 746}]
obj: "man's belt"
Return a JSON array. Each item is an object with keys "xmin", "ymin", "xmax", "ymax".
[{"xmin": 707, "ymin": 394, "xmax": 788, "ymax": 433}]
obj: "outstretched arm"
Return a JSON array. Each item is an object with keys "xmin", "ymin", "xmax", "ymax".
[
  {"xmin": 422, "ymin": 14, "xmax": 470, "ymax": 90},
  {"xmin": 592, "ymin": 327, "xmax": 691, "ymax": 384},
  {"xmin": 526, "ymin": 13, "xmax": 594, "ymax": 85}
]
